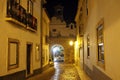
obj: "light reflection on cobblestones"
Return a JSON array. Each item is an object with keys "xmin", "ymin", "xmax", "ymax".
[{"xmin": 50, "ymin": 62, "xmax": 81, "ymax": 80}]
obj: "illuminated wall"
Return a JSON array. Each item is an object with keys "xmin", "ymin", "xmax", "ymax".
[
  {"xmin": 50, "ymin": 17, "xmax": 76, "ymax": 37},
  {"xmin": 75, "ymin": 0, "xmax": 120, "ymax": 80},
  {"xmin": 0, "ymin": 0, "xmax": 42, "ymax": 78},
  {"xmin": 42, "ymin": 8, "xmax": 50, "ymax": 67}
]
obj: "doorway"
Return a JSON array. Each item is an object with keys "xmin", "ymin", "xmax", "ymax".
[{"xmin": 26, "ymin": 43, "xmax": 33, "ymax": 76}]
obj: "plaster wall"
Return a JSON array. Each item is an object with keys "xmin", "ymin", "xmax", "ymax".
[
  {"xmin": 0, "ymin": 0, "xmax": 41, "ymax": 76},
  {"xmin": 83, "ymin": 0, "xmax": 120, "ymax": 79},
  {"xmin": 50, "ymin": 17, "xmax": 76, "ymax": 37},
  {"xmin": 42, "ymin": 9, "xmax": 50, "ymax": 67}
]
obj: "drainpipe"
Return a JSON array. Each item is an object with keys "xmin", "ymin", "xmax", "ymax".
[{"xmin": 40, "ymin": 0, "xmax": 43, "ymax": 69}]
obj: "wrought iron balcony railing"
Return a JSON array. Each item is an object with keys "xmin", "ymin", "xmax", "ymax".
[
  {"xmin": 27, "ymin": 13, "xmax": 37, "ymax": 31},
  {"xmin": 6, "ymin": 0, "xmax": 37, "ymax": 32}
]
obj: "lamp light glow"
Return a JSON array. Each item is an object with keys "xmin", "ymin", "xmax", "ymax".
[{"xmin": 69, "ymin": 41, "xmax": 74, "ymax": 46}]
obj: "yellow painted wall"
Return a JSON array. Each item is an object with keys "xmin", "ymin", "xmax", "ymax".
[
  {"xmin": 75, "ymin": 0, "xmax": 85, "ymax": 69},
  {"xmin": 42, "ymin": 8, "xmax": 50, "ymax": 67},
  {"xmin": 84, "ymin": 0, "xmax": 120, "ymax": 79},
  {"xmin": 0, "ymin": 0, "xmax": 42, "ymax": 76},
  {"xmin": 75, "ymin": 0, "xmax": 120, "ymax": 79},
  {"xmin": 50, "ymin": 17, "xmax": 76, "ymax": 37}
]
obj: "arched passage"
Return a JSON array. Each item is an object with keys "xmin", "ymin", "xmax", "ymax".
[
  {"xmin": 49, "ymin": 37, "xmax": 75, "ymax": 63},
  {"xmin": 50, "ymin": 44, "xmax": 64, "ymax": 62}
]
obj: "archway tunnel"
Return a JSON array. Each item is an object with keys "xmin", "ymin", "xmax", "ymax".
[{"xmin": 50, "ymin": 44, "xmax": 64, "ymax": 62}]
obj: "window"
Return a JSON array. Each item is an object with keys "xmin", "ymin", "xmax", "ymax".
[
  {"xmin": 52, "ymin": 29, "xmax": 56, "ymax": 32},
  {"xmin": 27, "ymin": 0, "xmax": 37, "ymax": 31},
  {"xmin": 6, "ymin": 0, "xmax": 37, "ymax": 31},
  {"xmin": 71, "ymin": 25, "xmax": 73, "ymax": 29},
  {"xmin": 6, "ymin": 0, "xmax": 27, "ymax": 25},
  {"xmin": 86, "ymin": 0, "xmax": 88, "ymax": 15},
  {"xmin": 8, "ymin": 38, "xmax": 19, "ymax": 70},
  {"xmin": 87, "ymin": 34, "xmax": 90, "ymax": 58},
  {"xmin": 97, "ymin": 20, "xmax": 104, "ymax": 64},
  {"xmin": 27, "ymin": 0, "xmax": 33, "ymax": 15},
  {"xmin": 79, "ymin": 26, "xmax": 81, "ymax": 35},
  {"xmin": 79, "ymin": 8, "xmax": 83, "ymax": 21},
  {"xmin": 7, "ymin": 0, "xmax": 20, "ymax": 17}
]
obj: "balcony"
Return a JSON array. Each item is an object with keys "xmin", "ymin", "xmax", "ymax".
[
  {"xmin": 27, "ymin": 13, "xmax": 37, "ymax": 31},
  {"xmin": 6, "ymin": 0, "xmax": 37, "ymax": 32}
]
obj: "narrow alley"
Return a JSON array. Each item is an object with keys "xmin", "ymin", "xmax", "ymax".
[{"xmin": 1, "ymin": 0, "xmax": 120, "ymax": 80}]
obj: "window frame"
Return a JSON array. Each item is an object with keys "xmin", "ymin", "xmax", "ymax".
[
  {"xmin": 8, "ymin": 38, "xmax": 19, "ymax": 70},
  {"xmin": 27, "ymin": 0, "xmax": 33, "ymax": 15},
  {"xmin": 96, "ymin": 19, "xmax": 105, "ymax": 69},
  {"xmin": 86, "ymin": 0, "xmax": 88, "ymax": 16},
  {"xmin": 87, "ymin": 34, "xmax": 90, "ymax": 59}
]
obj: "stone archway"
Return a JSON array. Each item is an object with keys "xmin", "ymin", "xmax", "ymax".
[
  {"xmin": 49, "ymin": 37, "xmax": 75, "ymax": 63},
  {"xmin": 50, "ymin": 44, "xmax": 64, "ymax": 62}
]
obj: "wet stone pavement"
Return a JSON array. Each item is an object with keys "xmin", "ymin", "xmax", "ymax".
[{"xmin": 50, "ymin": 62, "xmax": 81, "ymax": 80}]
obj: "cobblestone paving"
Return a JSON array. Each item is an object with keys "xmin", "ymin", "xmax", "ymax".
[{"xmin": 50, "ymin": 62, "xmax": 81, "ymax": 80}]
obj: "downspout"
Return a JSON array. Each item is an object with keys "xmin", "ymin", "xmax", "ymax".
[{"xmin": 40, "ymin": 0, "xmax": 43, "ymax": 69}]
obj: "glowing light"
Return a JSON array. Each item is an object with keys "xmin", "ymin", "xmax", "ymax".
[{"xmin": 69, "ymin": 41, "xmax": 74, "ymax": 46}]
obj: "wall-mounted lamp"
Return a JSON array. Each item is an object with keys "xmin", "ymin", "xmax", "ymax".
[{"xmin": 69, "ymin": 41, "xmax": 74, "ymax": 46}]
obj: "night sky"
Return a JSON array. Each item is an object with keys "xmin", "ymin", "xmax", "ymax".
[{"xmin": 44, "ymin": 0, "xmax": 78, "ymax": 24}]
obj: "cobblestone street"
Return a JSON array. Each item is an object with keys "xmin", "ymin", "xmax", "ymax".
[
  {"xmin": 50, "ymin": 62, "xmax": 81, "ymax": 80},
  {"xmin": 27, "ymin": 62, "xmax": 91, "ymax": 80}
]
